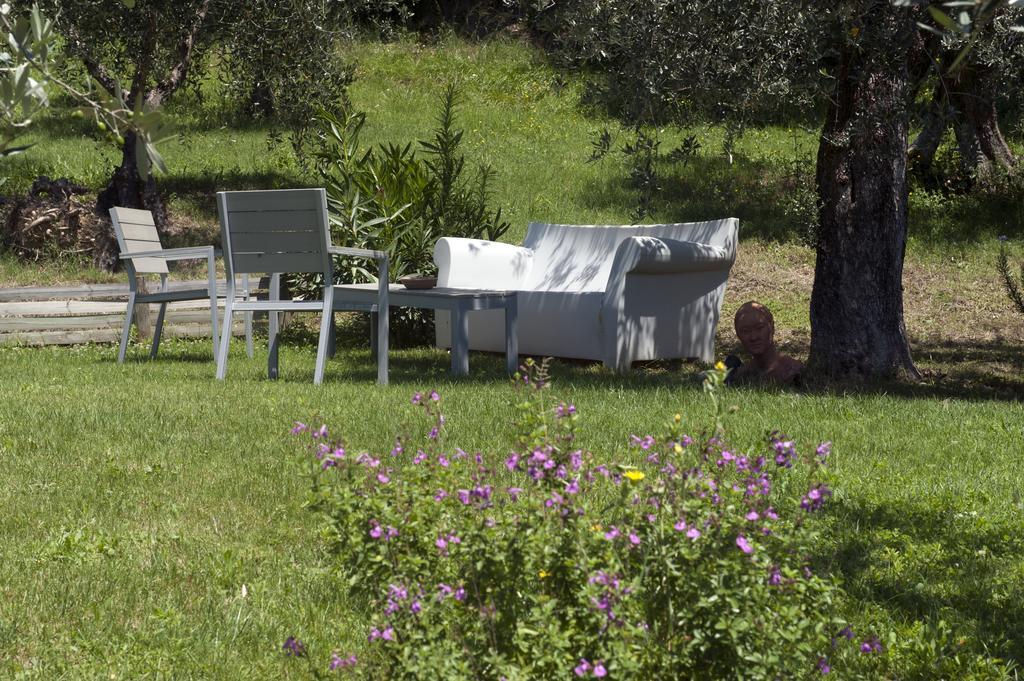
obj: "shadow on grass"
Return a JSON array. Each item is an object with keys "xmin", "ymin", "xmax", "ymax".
[
  {"xmin": 825, "ymin": 499, "xmax": 1024, "ymax": 664},
  {"xmin": 159, "ymin": 170, "xmax": 314, "ymax": 220},
  {"xmin": 579, "ymin": 146, "xmax": 1024, "ymax": 246}
]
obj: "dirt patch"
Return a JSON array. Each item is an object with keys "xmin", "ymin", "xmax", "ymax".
[{"xmin": 718, "ymin": 241, "xmax": 1024, "ymax": 396}]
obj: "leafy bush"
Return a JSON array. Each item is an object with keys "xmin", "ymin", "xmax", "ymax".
[
  {"xmin": 316, "ymin": 84, "xmax": 509, "ymax": 282},
  {"xmin": 312, "ymin": 84, "xmax": 510, "ymax": 343},
  {"xmin": 996, "ymin": 238, "xmax": 1024, "ymax": 316},
  {"xmin": 292, "ymin": 362, "xmax": 855, "ymax": 678}
]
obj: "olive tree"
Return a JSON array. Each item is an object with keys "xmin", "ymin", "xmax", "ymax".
[
  {"xmin": 34, "ymin": 0, "xmax": 352, "ymax": 240},
  {"xmin": 545, "ymin": 0, "xmax": 1021, "ymax": 380}
]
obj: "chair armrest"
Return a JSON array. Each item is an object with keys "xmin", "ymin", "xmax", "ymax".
[
  {"xmin": 433, "ymin": 237, "xmax": 533, "ymax": 289},
  {"xmin": 329, "ymin": 245, "xmax": 388, "ymax": 261},
  {"xmin": 610, "ymin": 236, "xmax": 733, "ymax": 278},
  {"xmin": 120, "ymin": 246, "xmax": 217, "ymax": 262}
]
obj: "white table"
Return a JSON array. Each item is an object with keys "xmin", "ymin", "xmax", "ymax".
[{"xmin": 332, "ymin": 284, "xmax": 518, "ymax": 378}]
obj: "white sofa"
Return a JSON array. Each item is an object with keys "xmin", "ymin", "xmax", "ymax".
[{"xmin": 433, "ymin": 219, "xmax": 738, "ymax": 371}]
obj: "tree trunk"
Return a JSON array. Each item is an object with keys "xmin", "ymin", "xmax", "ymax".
[
  {"xmin": 949, "ymin": 64, "xmax": 1017, "ymax": 178},
  {"xmin": 908, "ymin": 84, "xmax": 948, "ymax": 173},
  {"xmin": 809, "ymin": 13, "xmax": 920, "ymax": 380},
  {"xmin": 95, "ymin": 130, "xmax": 168, "ymax": 271}
]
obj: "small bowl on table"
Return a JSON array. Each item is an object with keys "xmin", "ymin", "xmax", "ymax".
[{"xmin": 398, "ymin": 275, "xmax": 438, "ymax": 290}]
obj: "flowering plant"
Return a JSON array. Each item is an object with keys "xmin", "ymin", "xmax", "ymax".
[{"xmin": 294, "ymin": 360, "xmax": 851, "ymax": 678}]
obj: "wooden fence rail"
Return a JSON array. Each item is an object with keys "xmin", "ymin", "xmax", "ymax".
[{"xmin": 0, "ymin": 280, "xmax": 249, "ymax": 346}]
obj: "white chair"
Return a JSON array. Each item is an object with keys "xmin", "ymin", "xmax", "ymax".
[
  {"xmin": 215, "ymin": 188, "xmax": 389, "ymax": 385},
  {"xmin": 433, "ymin": 219, "xmax": 738, "ymax": 371},
  {"xmin": 109, "ymin": 207, "xmax": 252, "ymax": 363}
]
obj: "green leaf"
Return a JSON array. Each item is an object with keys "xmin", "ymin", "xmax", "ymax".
[{"xmin": 928, "ymin": 6, "xmax": 964, "ymax": 33}]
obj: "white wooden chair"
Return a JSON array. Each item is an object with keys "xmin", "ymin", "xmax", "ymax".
[
  {"xmin": 109, "ymin": 207, "xmax": 252, "ymax": 363},
  {"xmin": 214, "ymin": 188, "xmax": 389, "ymax": 385}
]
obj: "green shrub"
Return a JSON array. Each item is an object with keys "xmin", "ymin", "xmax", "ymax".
[
  {"xmin": 312, "ymin": 84, "xmax": 510, "ymax": 342},
  {"xmin": 294, "ymin": 362, "xmax": 854, "ymax": 678}
]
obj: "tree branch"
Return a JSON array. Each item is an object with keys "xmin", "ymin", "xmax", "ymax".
[
  {"xmin": 62, "ymin": 24, "xmax": 118, "ymax": 94},
  {"xmin": 151, "ymin": 0, "xmax": 211, "ymax": 106}
]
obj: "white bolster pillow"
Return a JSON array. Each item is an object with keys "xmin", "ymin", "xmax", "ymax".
[{"xmin": 433, "ymin": 237, "xmax": 534, "ymax": 289}]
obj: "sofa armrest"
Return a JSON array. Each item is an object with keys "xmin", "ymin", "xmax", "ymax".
[
  {"xmin": 433, "ymin": 237, "xmax": 534, "ymax": 289},
  {"xmin": 610, "ymin": 236, "xmax": 733, "ymax": 279}
]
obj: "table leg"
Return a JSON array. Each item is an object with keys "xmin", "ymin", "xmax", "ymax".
[
  {"xmin": 504, "ymin": 296, "xmax": 518, "ymax": 375},
  {"xmin": 451, "ymin": 304, "xmax": 469, "ymax": 376},
  {"xmin": 370, "ymin": 310, "xmax": 379, "ymax": 360}
]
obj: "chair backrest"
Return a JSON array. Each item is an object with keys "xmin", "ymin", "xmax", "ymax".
[
  {"xmin": 217, "ymin": 188, "xmax": 332, "ymax": 278},
  {"xmin": 109, "ymin": 207, "xmax": 168, "ymax": 275},
  {"xmin": 521, "ymin": 220, "xmax": 739, "ymax": 292}
]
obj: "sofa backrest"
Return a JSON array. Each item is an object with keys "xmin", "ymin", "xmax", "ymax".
[{"xmin": 522, "ymin": 219, "xmax": 738, "ymax": 292}]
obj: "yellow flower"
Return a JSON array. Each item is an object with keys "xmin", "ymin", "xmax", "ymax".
[
  {"xmin": 624, "ymin": 470, "xmax": 645, "ymax": 482},
  {"xmin": 674, "ymin": 443, "xmax": 683, "ymax": 454},
  {"xmin": 850, "ymin": 26, "xmax": 861, "ymax": 38},
  {"xmin": 591, "ymin": 523, "xmax": 603, "ymax": 532},
  {"xmin": 674, "ymin": 413, "xmax": 682, "ymax": 423},
  {"xmin": 538, "ymin": 570, "xmax": 551, "ymax": 579},
  {"xmin": 715, "ymin": 360, "xmax": 726, "ymax": 372}
]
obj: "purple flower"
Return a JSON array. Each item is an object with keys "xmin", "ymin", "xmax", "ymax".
[
  {"xmin": 454, "ymin": 586, "xmax": 466, "ymax": 601},
  {"xmin": 574, "ymin": 659, "xmax": 592, "ymax": 676},
  {"xmin": 438, "ymin": 454, "xmax": 450, "ymax": 468},
  {"xmin": 604, "ymin": 526, "xmax": 620, "ymax": 541},
  {"xmin": 505, "ymin": 453, "xmax": 520, "ymax": 471},
  {"xmin": 507, "ymin": 487, "xmax": 523, "ymax": 501},
  {"xmin": 594, "ymin": 662, "xmax": 607, "ymax": 677},
  {"xmin": 429, "ymin": 390, "xmax": 440, "ymax": 402},
  {"xmin": 329, "ymin": 653, "xmax": 357, "ymax": 671},
  {"xmin": 411, "ymin": 392, "xmax": 423, "ymax": 404},
  {"xmin": 434, "ymin": 489, "xmax": 448, "ymax": 502},
  {"xmin": 412, "ymin": 450, "xmax": 427, "ymax": 464},
  {"xmin": 376, "ymin": 473, "xmax": 390, "ymax": 484},
  {"xmin": 283, "ymin": 636, "xmax": 306, "ymax": 657},
  {"xmin": 686, "ymin": 527, "xmax": 701, "ymax": 541},
  {"xmin": 736, "ymin": 535, "xmax": 754, "ymax": 554},
  {"xmin": 368, "ymin": 626, "xmax": 395, "ymax": 643},
  {"xmin": 674, "ymin": 519, "xmax": 687, "ymax": 531},
  {"xmin": 368, "ymin": 521, "xmax": 383, "ymax": 539},
  {"xmin": 290, "ymin": 422, "xmax": 307, "ymax": 435},
  {"xmin": 745, "ymin": 510, "xmax": 760, "ymax": 521},
  {"xmin": 768, "ymin": 565, "xmax": 782, "ymax": 586},
  {"xmin": 816, "ymin": 441, "xmax": 832, "ymax": 463},
  {"xmin": 860, "ymin": 636, "xmax": 882, "ymax": 654},
  {"xmin": 428, "ymin": 426, "xmax": 440, "ymax": 440},
  {"xmin": 313, "ymin": 424, "xmax": 328, "ymax": 439},
  {"xmin": 801, "ymin": 484, "xmax": 833, "ymax": 512},
  {"xmin": 816, "ymin": 656, "xmax": 831, "ymax": 674},
  {"xmin": 628, "ymin": 532, "xmax": 641, "ymax": 546},
  {"xmin": 457, "ymin": 489, "xmax": 471, "ymax": 505}
]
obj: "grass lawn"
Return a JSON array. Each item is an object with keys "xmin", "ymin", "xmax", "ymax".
[
  {"xmin": 1, "ymin": 338, "xmax": 1023, "ymax": 677},
  {"xmin": 1, "ymin": 32, "xmax": 1023, "ymax": 678}
]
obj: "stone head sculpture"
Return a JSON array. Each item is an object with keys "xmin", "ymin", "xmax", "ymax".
[{"xmin": 734, "ymin": 301, "xmax": 776, "ymax": 359}]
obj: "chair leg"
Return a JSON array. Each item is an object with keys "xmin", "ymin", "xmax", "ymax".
[
  {"xmin": 150, "ymin": 302, "xmax": 167, "ymax": 359},
  {"xmin": 327, "ymin": 313, "xmax": 337, "ymax": 359},
  {"xmin": 314, "ymin": 287, "xmax": 334, "ymax": 385},
  {"xmin": 216, "ymin": 296, "xmax": 234, "ymax": 380},
  {"xmin": 268, "ymin": 273, "xmax": 280, "ymax": 380},
  {"xmin": 241, "ymin": 273, "xmax": 253, "ymax": 358},
  {"xmin": 376, "ymin": 305, "xmax": 388, "ymax": 385},
  {"xmin": 244, "ymin": 311, "xmax": 254, "ymax": 358},
  {"xmin": 118, "ymin": 293, "xmax": 136, "ymax": 364}
]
